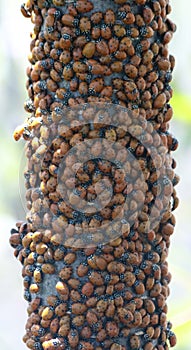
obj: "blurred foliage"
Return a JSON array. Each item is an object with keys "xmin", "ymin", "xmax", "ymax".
[
  {"xmin": 172, "ymin": 93, "xmax": 191, "ymax": 123},
  {"xmin": 175, "ymin": 321, "xmax": 191, "ymax": 349}
]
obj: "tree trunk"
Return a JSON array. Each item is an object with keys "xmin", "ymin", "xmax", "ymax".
[{"xmin": 10, "ymin": 1, "xmax": 179, "ymax": 349}]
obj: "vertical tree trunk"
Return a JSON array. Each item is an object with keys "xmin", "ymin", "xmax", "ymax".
[{"xmin": 10, "ymin": 1, "xmax": 179, "ymax": 349}]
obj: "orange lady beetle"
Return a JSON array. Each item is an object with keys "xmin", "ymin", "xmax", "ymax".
[
  {"xmin": 13, "ymin": 124, "xmax": 26, "ymax": 141},
  {"xmin": 76, "ymin": 1, "xmax": 93, "ymax": 13},
  {"xmin": 21, "ymin": 4, "xmax": 31, "ymax": 18},
  {"xmin": 60, "ymin": 34, "xmax": 72, "ymax": 50},
  {"xmin": 61, "ymin": 14, "xmax": 75, "ymax": 27},
  {"xmin": 53, "ymin": 0, "xmax": 65, "ymax": 5}
]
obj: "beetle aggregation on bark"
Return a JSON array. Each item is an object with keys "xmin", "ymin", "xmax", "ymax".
[{"xmin": 10, "ymin": 1, "xmax": 179, "ymax": 349}]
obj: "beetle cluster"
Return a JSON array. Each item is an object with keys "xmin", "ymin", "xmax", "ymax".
[{"xmin": 10, "ymin": 0, "xmax": 179, "ymax": 349}]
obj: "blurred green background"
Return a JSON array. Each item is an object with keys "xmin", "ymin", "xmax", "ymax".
[{"xmin": 0, "ymin": 0, "xmax": 191, "ymax": 349}]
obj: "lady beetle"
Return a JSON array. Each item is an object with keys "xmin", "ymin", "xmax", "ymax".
[
  {"xmin": 53, "ymin": 0, "xmax": 65, "ymax": 5},
  {"xmin": 21, "ymin": 4, "xmax": 31, "ymax": 18},
  {"xmin": 76, "ymin": 1, "xmax": 94, "ymax": 14}
]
